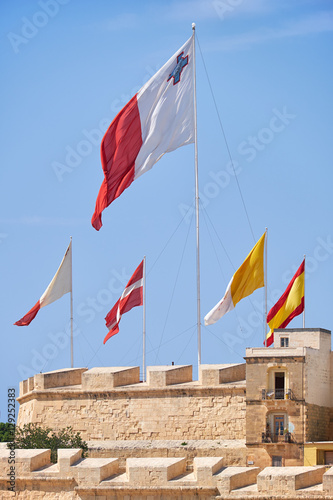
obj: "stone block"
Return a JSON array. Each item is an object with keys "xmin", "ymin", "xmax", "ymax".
[
  {"xmin": 19, "ymin": 379, "xmax": 28, "ymax": 397},
  {"xmin": 147, "ymin": 365, "xmax": 192, "ymax": 387},
  {"xmin": 126, "ymin": 457, "xmax": 186, "ymax": 485},
  {"xmin": 74, "ymin": 457, "xmax": 119, "ymax": 485},
  {"xmin": 193, "ymin": 457, "xmax": 224, "ymax": 486},
  {"xmin": 33, "ymin": 368, "xmax": 87, "ymax": 390},
  {"xmin": 0, "ymin": 449, "xmax": 51, "ymax": 474},
  {"xmin": 323, "ymin": 466, "xmax": 333, "ymax": 493},
  {"xmin": 28, "ymin": 376, "xmax": 35, "ymax": 392},
  {"xmin": 82, "ymin": 367, "xmax": 140, "ymax": 390},
  {"xmin": 199, "ymin": 364, "xmax": 245, "ymax": 386},
  {"xmin": 257, "ymin": 466, "xmax": 326, "ymax": 493},
  {"xmin": 216, "ymin": 466, "xmax": 260, "ymax": 493},
  {"xmin": 57, "ymin": 448, "xmax": 82, "ymax": 473}
]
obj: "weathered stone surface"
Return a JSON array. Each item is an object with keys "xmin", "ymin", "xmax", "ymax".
[
  {"xmin": 17, "ymin": 374, "xmax": 246, "ymax": 442},
  {"xmin": 199, "ymin": 364, "xmax": 245, "ymax": 386},
  {"xmin": 216, "ymin": 466, "xmax": 260, "ymax": 493},
  {"xmin": 20, "ymin": 368, "xmax": 87, "ymax": 394},
  {"xmin": 323, "ymin": 466, "xmax": 333, "ymax": 494},
  {"xmin": 11, "ymin": 328, "xmax": 333, "ymax": 498},
  {"xmin": 0, "ymin": 448, "xmax": 51, "ymax": 474},
  {"xmin": 126, "ymin": 457, "xmax": 186, "ymax": 485},
  {"xmin": 147, "ymin": 365, "xmax": 192, "ymax": 387},
  {"xmin": 73, "ymin": 457, "xmax": 119, "ymax": 485},
  {"xmin": 257, "ymin": 465, "xmax": 326, "ymax": 493},
  {"xmin": 193, "ymin": 456, "xmax": 224, "ymax": 486},
  {"xmin": 57, "ymin": 448, "xmax": 82, "ymax": 473}
]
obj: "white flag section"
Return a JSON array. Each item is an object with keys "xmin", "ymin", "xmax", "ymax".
[
  {"xmin": 92, "ymin": 35, "xmax": 194, "ymax": 230},
  {"xmin": 40, "ymin": 241, "xmax": 72, "ymax": 308},
  {"xmin": 14, "ymin": 241, "xmax": 72, "ymax": 326},
  {"xmin": 134, "ymin": 35, "xmax": 194, "ymax": 179}
]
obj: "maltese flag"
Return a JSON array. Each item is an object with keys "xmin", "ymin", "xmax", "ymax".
[
  {"xmin": 104, "ymin": 260, "xmax": 143, "ymax": 344},
  {"xmin": 92, "ymin": 35, "xmax": 194, "ymax": 230},
  {"xmin": 14, "ymin": 241, "xmax": 72, "ymax": 326}
]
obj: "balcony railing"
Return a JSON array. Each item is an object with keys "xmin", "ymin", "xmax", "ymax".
[
  {"xmin": 275, "ymin": 389, "xmax": 285, "ymax": 399},
  {"xmin": 261, "ymin": 389, "xmax": 292, "ymax": 400},
  {"xmin": 262, "ymin": 430, "xmax": 295, "ymax": 444}
]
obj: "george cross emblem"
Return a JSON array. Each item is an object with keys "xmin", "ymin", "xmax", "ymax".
[{"xmin": 167, "ymin": 51, "xmax": 189, "ymax": 85}]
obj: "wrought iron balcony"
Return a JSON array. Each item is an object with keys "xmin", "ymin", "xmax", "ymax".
[{"xmin": 261, "ymin": 388, "xmax": 292, "ymax": 400}]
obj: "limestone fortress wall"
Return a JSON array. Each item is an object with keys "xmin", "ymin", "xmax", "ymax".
[
  {"xmin": 9, "ymin": 330, "xmax": 333, "ymax": 499},
  {"xmin": 17, "ymin": 364, "xmax": 247, "ymax": 442}
]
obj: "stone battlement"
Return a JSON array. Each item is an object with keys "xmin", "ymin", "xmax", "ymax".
[
  {"xmin": 18, "ymin": 364, "xmax": 246, "ymax": 397},
  {"xmin": 0, "ymin": 445, "xmax": 332, "ymax": 498},
  {"xmin": 17, "ymin": 364, "xmax": 247, "ymax": 442}
]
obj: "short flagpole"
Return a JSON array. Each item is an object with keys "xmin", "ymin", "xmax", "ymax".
[
  {"xmin": 264, "ymin": 228, "xmax": 268, "ymax": 347},
  {"xmin": 192, "ymin": 23, "xmax": 201, "ymax": 369},
  {"xmin": 143, "ymin": 256, "xmax": 146, "ymax": 382},
  {"xmin": 70, "ymin": 236, "xmax": 73, "ymax": 368},
  {"xmin": 303, "ymin": 254, "xmax": 306, "ymax": 328}
]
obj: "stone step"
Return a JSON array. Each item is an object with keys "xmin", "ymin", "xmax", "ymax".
[
  {"xmin": 193, "ymin": 456, "xmax": 224, "ymax": 486},
  {"xmin": 323, "ymin": 466, "xmax": 333, "ymax": 494},
  {"xmin": 229, "ymin": 482, "xmax": 258, "ymax": 495},
  {"xmin": 216, "ymin": 466, "xmax": 260, "ymax": 493},
  {"xmin": 257, "ymin": 466, "xmax": 326, "ymax": 494},
  {"xmin": 32, "ymin": 462, "xmax": 59, "ymax": 474},
  {"xmin": 147, "ymin": 365, "xmax": 192, "ymax": 387},
  {"xmin": 73, "ymin": 457, "xmax": 119, "ymax": 485},
  {"xmin": 57, "ymin": 448, "xmax": 82, "ymax": 473},
  {"xmin": 199, "ymin": 364, "xmax": 245, "ymax": 385},
  {"xmin": 126, "ymin": 457, "xmax": 186, "ymax": 485},
  {"xmin": 82, "ymin": 366, "xmax": 140, "ymax": 390},
  {"xmin": 0, "ymin": 448, "xmax": 51, "ymax": 474},
  {"xmin": 20, "ymin": 368, "xmax": 87, "ymax": 395}
]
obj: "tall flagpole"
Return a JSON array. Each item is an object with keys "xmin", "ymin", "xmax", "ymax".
[
  {"xmin": 192, "ymin": 23, "xmax": 201, "ymax": 368},
  {"xmin": 264, "ymin": 228, "xmax": 268, "ymax": 347},
  {"xmin": 143, "ymin": 256, "xmax": 146, "ymax": 382},
  {"xmin": 70, "ymin": 236, "xmax": 73, "ymax": 368},
  {"xmin": 303, "ymin": 254, "xmax": 306, "ymax": 328}
]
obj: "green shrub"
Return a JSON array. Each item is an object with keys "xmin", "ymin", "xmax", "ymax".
[
  {"xmin": 0, "ymin": 422, "xmax": 15, "ymax": 442},
  {"xmin": 8, "ymin": 423, "xmax": 88, "ymax": 463}
]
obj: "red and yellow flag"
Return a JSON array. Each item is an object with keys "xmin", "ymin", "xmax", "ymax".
[{"xmin": 266, "ymin": 259, "xmax": 305, "ymax": 346}]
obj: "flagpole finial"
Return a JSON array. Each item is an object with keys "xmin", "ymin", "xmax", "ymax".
[{"xmin": 192, "ymin": 23, "xmax": 196, "ymax": 30}]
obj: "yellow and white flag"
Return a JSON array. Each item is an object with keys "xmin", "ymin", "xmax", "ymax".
[{"xmin": 204, "ymin": 233, "xmax": 266, "ymax": 326}]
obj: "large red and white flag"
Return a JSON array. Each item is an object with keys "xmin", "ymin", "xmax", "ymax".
[
  {"xmin": 92, "ymin": 35, "xmax": 194, "ymax": 230},
  {"xmin": 14, "ymin": 241, "xmax": 72, "ymax": 326},
  {"xmin": 104, "ymin": 260, "xmax": 144, "ymax": 344}
]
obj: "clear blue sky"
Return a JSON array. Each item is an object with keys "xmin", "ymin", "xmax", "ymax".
[{"xmin": 1, "ymin": 0, "xmax": 332, "ymax": 421}]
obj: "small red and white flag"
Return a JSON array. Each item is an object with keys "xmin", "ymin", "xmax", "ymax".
[
  {"xmin": 104, "ymin": 260, "xmax": 144, "ymax": 344},
  {"xmin": 92, "ymin": 35, "xmax": 194, "ymax": 230},
  {"xmin": 14, "ymin": 241, "xmax": 72, "ymax": 326}
]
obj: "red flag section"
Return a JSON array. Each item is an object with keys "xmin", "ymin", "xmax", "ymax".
[
  {"xmin": 14, "ymin": 301, "xmax": 41, "ymax": 326},
  {"xmin": 104, "ymin": 260, "xmax": 144, "ymax": 344},
  {"xmin": 91, "ymin": 95, "xmax": 142, "ymax": 231}
]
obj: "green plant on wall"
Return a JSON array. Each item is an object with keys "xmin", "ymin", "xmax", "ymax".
[{"xmin": 8, "ymin": 423, "xmax": 88, "ymax": 463}]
